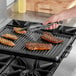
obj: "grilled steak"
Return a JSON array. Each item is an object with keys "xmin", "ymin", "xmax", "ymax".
[
  {"xmin": 0, "ymin": 37, "xmax": 15, "ymax": 47},
  {"xmin": 13, "ymin": 27, "xmax": 26, "ymax": 34},
  {"xmin": 41, "ymin": 32, "xmax": 63, "ymax": 43},
  {"xmin": 2, "ymin": 34, "xmax": 18, "ymax": 40},
  {"xmin": 25, "ymin": 42, "xmax": 52, "ymax": 50}
]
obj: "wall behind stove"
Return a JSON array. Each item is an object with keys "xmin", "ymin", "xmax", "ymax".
[
  {"xmin": 0, "ymin": 0, "xmax": 8, "ymax": 23},
  {"xmin": 26, "ymin": 0, "xmax": 76, "ymax": 14}
]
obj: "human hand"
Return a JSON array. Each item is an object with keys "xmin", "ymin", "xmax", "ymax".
[
  {"xmin": 43, "ymin": 6, "xmax": 76, "ymax": 30},
  {"xmin": 43, "ymin": 14, "xmax": 61, "ymax": 29},
  {"xmin": 43, "ymin": 10, "xmax": 69, "ymax": 29}
]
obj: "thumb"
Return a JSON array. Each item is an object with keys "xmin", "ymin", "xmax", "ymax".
[{"xmin": 43, "ymin": 20, "xmax": 52, "ymax": 25}]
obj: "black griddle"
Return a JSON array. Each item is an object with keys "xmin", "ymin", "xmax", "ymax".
[{"xmin": 0, "ymin": 20, "xmax": 75, "ymax": 62}]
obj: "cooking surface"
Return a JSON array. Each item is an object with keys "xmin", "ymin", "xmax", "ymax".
[
  {"xmin": 0, "ymin": 18, "xmax": 75, "ymax": 76},
  {"xmin": 0, "ymin": 20, "xmax": 75, "ymax": 62}
]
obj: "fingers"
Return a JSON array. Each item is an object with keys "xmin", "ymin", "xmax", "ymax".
[
  {"xmin": 43, "ymin": 14, "xmax": 61, "ymax": 30},
  {"xmin": 44, "ymin": 19, "xmax": 60, "ymax": 30},
  {"xmin": 46, "ymin": 24, "xmax": 59, "ymax": 30},
  {"xmin": 43, "ymin": 20, "xmax": 51, "ymax": 25},
  {"xmin": 43, "ymin": 17, "xmax": 54, "ymax": 25}
]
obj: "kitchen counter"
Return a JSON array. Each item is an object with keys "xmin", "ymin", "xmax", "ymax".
[
  {"xmin": 8, "ymin": 7, "xmax": 52, "ymax": 23},
  {"xmin": 7, "ymin": 7, "xmax": 76, "ymax": 76}
]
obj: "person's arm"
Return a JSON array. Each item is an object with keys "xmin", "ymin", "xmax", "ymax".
[{"xmin": 43, "ymin": 6, "xmax": 76, "ymax": 29}]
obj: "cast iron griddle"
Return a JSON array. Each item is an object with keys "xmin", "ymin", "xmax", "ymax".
[{"xmin": 0, "ymin": 20, "xmax": 75, "ymax": 62}]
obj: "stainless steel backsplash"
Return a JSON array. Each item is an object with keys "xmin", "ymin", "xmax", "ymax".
[{"xmin": 0, "ymin": 0, "xmax": 8, "ymax": 23}]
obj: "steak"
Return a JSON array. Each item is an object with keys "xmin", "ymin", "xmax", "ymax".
[
  {"xmin": 13, "ymin": 27, "xmax": 26, "ymax": 34},
  {"xmin": 41, "ymin": 32, "xmax": 63, "ymax": 43},
  {"xmin": 25, "ymin": 42, "xmax": 52, "ymax": 50},
  {"xmin": 2, "ymin": 34, "xmax": 18, "ymax": 40},
  {"xmin": 0, "ymin": 37, "xmax": 15, "ymax": 47}
]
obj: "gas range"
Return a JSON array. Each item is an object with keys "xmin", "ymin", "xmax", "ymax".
[
  {"xmin": 0, "ymin": 54, "xmax": 59, "ymax": 76},
  {"xmin": 0, "ymin": 19, "xmax": 76, "ymax": 76}
]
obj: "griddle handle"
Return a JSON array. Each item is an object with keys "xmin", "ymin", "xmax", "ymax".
[{"xmin": 64, "ymin": 45, "xmax": 72, "ymax": 58}]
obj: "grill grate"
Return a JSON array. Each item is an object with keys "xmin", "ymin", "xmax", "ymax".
[{"xmin": 0, "ymin": 20, "xmax": 75, "ymax": 62}]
